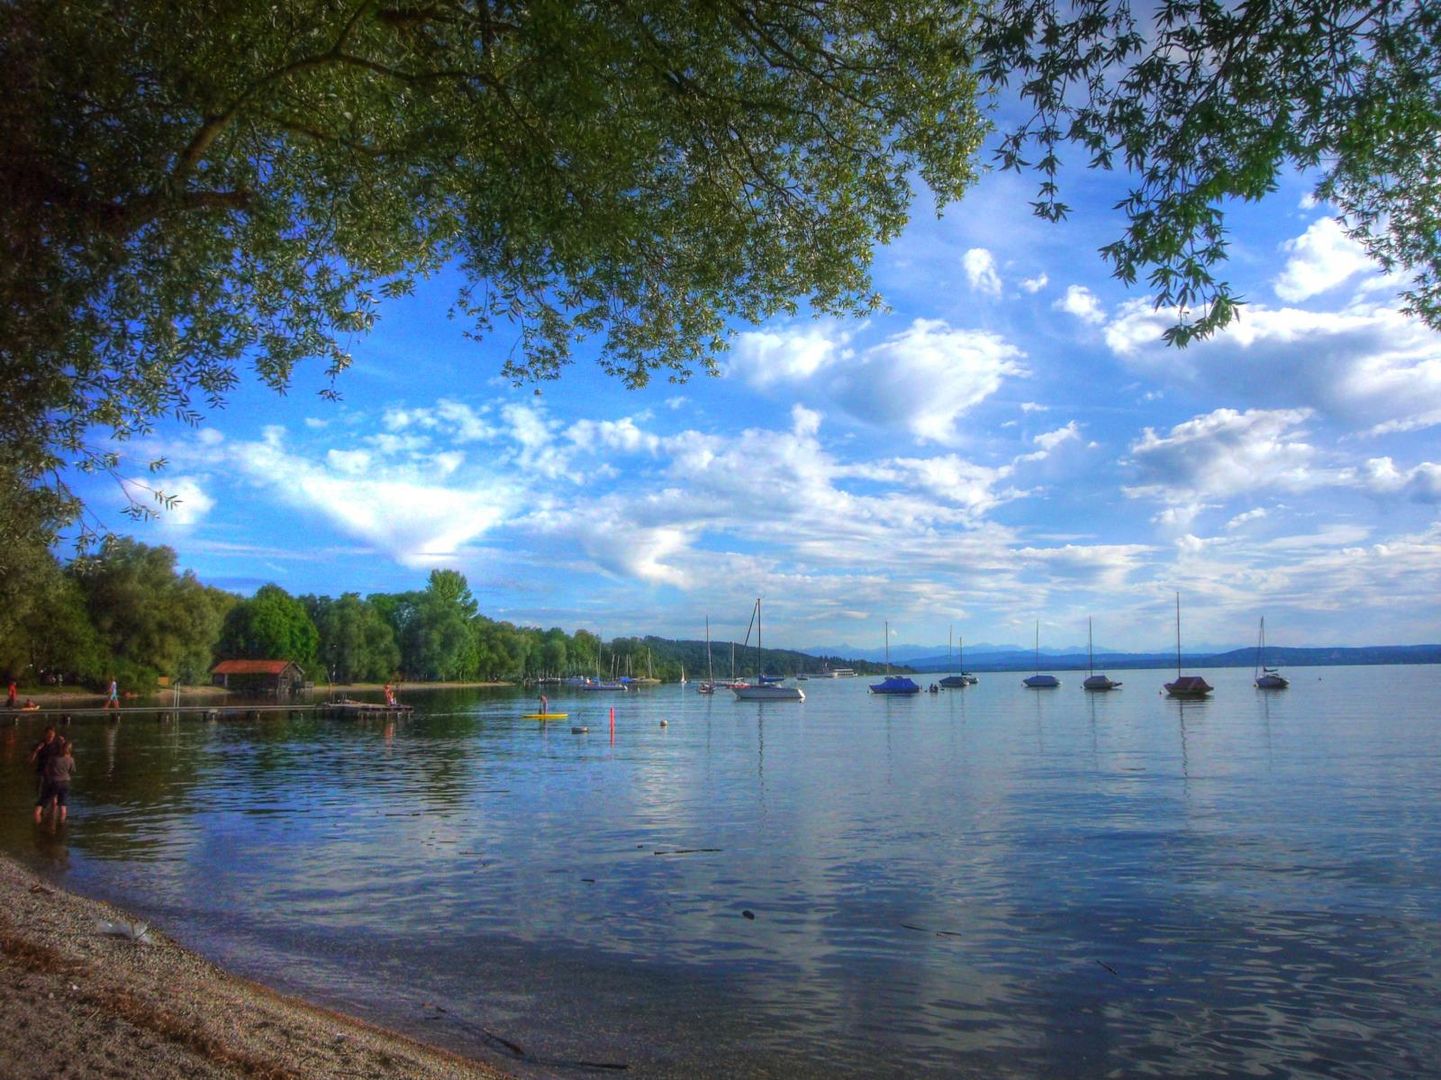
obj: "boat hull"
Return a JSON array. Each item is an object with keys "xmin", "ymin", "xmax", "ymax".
[
  {"xmin": 1165, "ymin": 676, "xmax": 1213, "ymax": 698},
  {"xmin": 1082, "ymin": 675, "xmax": 1121, "ymax": 691},
  {"xmin": 1023, "ymin": 674, "xmax": 1060, "ymax": 688},
  {"xmin": 869, "ymin": 676, "xmax": 921, "ymax": 694},
  {"xmin": 733, "ymin": 685, "xmax": 804, "ymax": 702}
]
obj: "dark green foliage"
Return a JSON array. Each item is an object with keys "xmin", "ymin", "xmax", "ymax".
[
  {"xmin": 1, "ymin": 0, "xmax": 986, "ymax": 542},
  {"xmin": 979, "ymin": 0, "xmax": 1441, "ymax": 341},
  {"xmin": 305, "ymin": 593, "xmax": 401, "ymax": 685},
  {"xmin": 69, "ymin": 537, "xmax": 234, "ymax": 688},
  {"xmin": 217, "ymin": 584, "xmax": 321, "ymax": 667}
]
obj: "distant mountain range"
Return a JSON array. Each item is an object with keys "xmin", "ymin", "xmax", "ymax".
[{"xmin": 805, "ymin": 642, "xmax": 1441, "ymax": 672}]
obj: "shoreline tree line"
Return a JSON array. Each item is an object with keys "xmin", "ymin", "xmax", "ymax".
[{"xmin": 0, "ymin": 538, "xmax": 884, "ymax": 692}]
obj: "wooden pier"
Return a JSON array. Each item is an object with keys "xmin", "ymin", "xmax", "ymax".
[
  {"xmin": 316, "ymin": 699, "xmax": 414, "ymax": 718},
  {"xmin": 7, "ymin": 699, "xmax": 411, "ymax": 722}
]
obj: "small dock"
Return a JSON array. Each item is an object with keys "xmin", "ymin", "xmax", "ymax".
[
  {"xmin": 8, "ymin": 699, "xmax": 412, "ymax": 722},
  {"xmin": 316, "ymin": 699, "xmax": 414, "ymax": 718}
]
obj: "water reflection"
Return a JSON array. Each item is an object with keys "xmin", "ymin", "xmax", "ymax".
[{"xmin": 1, "ymin": 671, "xmax": 1440, "ymax": 1077}]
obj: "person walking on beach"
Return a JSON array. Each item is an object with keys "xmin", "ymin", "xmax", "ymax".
[
  {"xmin": 37, "ymin": 736, "xmax": 75, "ymax": 825},
  {"xmin": 104, "ymin": 678, "xmax": 119, "ymax": 712}
]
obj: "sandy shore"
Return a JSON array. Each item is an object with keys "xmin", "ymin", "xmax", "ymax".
[{"xmin": 0, "ymin": 856, "xmax": 511, "ymax": 1080}]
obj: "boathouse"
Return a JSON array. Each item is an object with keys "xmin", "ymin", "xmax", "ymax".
[{"xmin": 211, "ymin": 659, "xmax": 306, "ymax": 697}]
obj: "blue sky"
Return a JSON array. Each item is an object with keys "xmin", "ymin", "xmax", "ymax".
[{"xmin": 78, "ymin": 152, "xmax": 1441, "ymax": 655}]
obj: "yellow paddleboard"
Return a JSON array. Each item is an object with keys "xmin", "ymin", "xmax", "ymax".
[{"xmin": 524, "ymin": 712, "xmax": 569, "ymax": 720}]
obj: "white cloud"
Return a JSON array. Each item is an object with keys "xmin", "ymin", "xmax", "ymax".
[
  {"xmin": 963, "ymin": 248, "xmax": 1003, "ymax": 298},
  {"xmin": 567, "ymin": 416, "xmax": 662, "ymax": 455},
  {"xmin": 1125, "ymin": 408, "xmax": 1329, "ymax": 502},
  {"xmin": 121, "ymin": 476, "xmax": 215, "ymax": 526},
  {"xmin": 1033, "ymin": 422, "xmax": 1081, "ymax": 454},
  {"xmin": 728, "ymin": 324, "xmax": 847, "ymax": 387},
  {"xmin": 828, "ymin": 319, "xmax": 1027, "ymax": 445},
  {"xmin": 1273, "ymin": 217, "xmax": 1374, "ymax": 302},
  {"xmin": 327, "ymin": 449, "xmax": 372, "ymax": 475},
  {"xmin": 1104, "ymin": 298, "xmax": 1441, "ymax": 434},
  {"xmin": 1226, "ymin": 508, "xmax": 1268, "ymax": 530},
  {"xmin": 1054, "ymin": 285, "xmax": 1106, "ymax": 325},
  {"xmin": 227, "ymin": 427, "xmax": 513, "ymax": 565},
  {"xmin": 1361, "ymin": 457, "xmax": 1441, "ymax": 503},
  {"xmin": 501, "ymin": 402, "xmax": 573, "ymax": 480},
  {"xmin": 1020, "ymin": 273, "xmax": 1049, "ymax": 294}
]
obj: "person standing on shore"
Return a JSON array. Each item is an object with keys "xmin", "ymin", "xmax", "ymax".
[
  {"xmin": 6, "ymin": 679, "xmax": 16, "ymax": 708},
  {"xmin": 38, "ymin": 737, "xmax": 75, "ymax": 825}
]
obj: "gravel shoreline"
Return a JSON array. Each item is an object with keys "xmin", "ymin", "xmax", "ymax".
[{"xmin": 0, "ymin": 856, "xmax": 511, "ymax": 1080}]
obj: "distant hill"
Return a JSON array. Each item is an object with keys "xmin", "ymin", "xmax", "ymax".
[
  {"xmin": 898, "ymin": 643, "xmax": 1441, "ymax": 672},
  {"xmin": 620, "ymin": 636, "xmax": 899, "ymax": 679},
  {"xmin": 622, "ymin": 635, "xmax": 1439, "ymax": 681}
]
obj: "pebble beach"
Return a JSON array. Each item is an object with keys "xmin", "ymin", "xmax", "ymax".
[{"xmin": 0, "ymin": 857, "xmax": 510, "ymax": 1080}]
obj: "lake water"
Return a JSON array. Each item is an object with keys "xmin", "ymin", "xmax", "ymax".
[{"xmin": 4, "ymin": 666, "xmax": 1441, "ymax": 1078}]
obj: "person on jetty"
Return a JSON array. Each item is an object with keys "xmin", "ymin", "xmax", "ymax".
[
  {"xmin": 384, "ymin": 682, "xmax": 397, "ymax": 707},
  {"xmin": 35, "ymin": 735, "xmax": 75, "ymax": 825},
  {"xmin": 104, "ymin": 678, "xmax": 120, "ymax": 711}
]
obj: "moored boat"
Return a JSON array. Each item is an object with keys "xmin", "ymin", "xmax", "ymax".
[
  {"xmin": 870, "ymin": 674, "xmax": 922, "ymax": 695},
  {"xmin": 1024, "ymin": 621, "xmax": 1060, "ymax": 688},
  {"xmin": 1082, "ymin": 617, "xmax": 1121, "ymax": 691},
  {"xmin": 732, "ymin": 599, "xmax": 804, "ymax": 702},
  {"xmin": 1254, "ymin": 616, "xmax": 1289, "ymax": 689},
  {"xmin": 870, "ymin": 621, "xmax": 921, "ymax": 694},
  {"xmin": 1164, "ymin": 593, "xmax": 1212, "ymax": 698}
]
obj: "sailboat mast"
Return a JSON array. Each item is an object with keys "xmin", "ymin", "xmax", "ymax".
[
  {"xmin": 1175, "ymin": 593, "xmax": 1182, "ymax": 677},
  {"xmin": 1088, "ymin": 616, "xmax": 1094, "ymax": 675}
]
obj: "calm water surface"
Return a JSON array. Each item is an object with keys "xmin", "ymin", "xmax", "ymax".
[{"xmin": 4, "ymin": 666, "xmax": 1441, "ymax": 1077}]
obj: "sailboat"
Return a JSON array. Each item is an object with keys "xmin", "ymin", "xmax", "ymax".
[
  {"xmin": 938, "ymin": 626, "xmax": 970, "ymax": 688},
  {"xmin": 1254, "ymin": 616, "xmax": 1289, "ymax": 689},
  {"xmin": 870, "ymin": 621, "xmax": 921, "ymax": 694},
  {"xmin": 1164, "ymin": 593, "xmax": 1212, "ymax": 698},
  {"xmin": 698, "ymin": 616, "xmax": 717, "ymax": 694},
  {"xmin": 733, "ymin": 599, "xmax": 804, "ymax": 701},
  {"xmin": 1023, "ymin": 621, "xmax": 1060, "ymax": 688},
  {"xmin": 580, "ymin": 634, "xmax": 628, "ymax": 691},
  {"xmin": 960, "ymin": 635, "xmax": 977, "ymax": 684},
  {"xmin": 1082, "ymin": 617, "xmax": 1121, "ymax": 690}
]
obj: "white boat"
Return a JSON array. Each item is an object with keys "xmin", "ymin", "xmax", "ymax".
[
  {"xmin": 1164, "ymin": 593, "xmax": 1212, "ymax": 698},
  {"xmin": 870, "ymin": 621, "xmax": 921, "ymax": 694},
  {"xmin": 1082, "ymin": 617, "xmax": 1121, "ymax": 691},
  {"xmin": 1023, "ymin": 621, "xmax": 1060, "ymax": 688},
  {"xmin": 733, "ymin": 599, "xmax": 804, "ymax": 702},
  {"xmin": 1254, "ymin": 616, "xmax": 1289, "ymax": 689}
]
